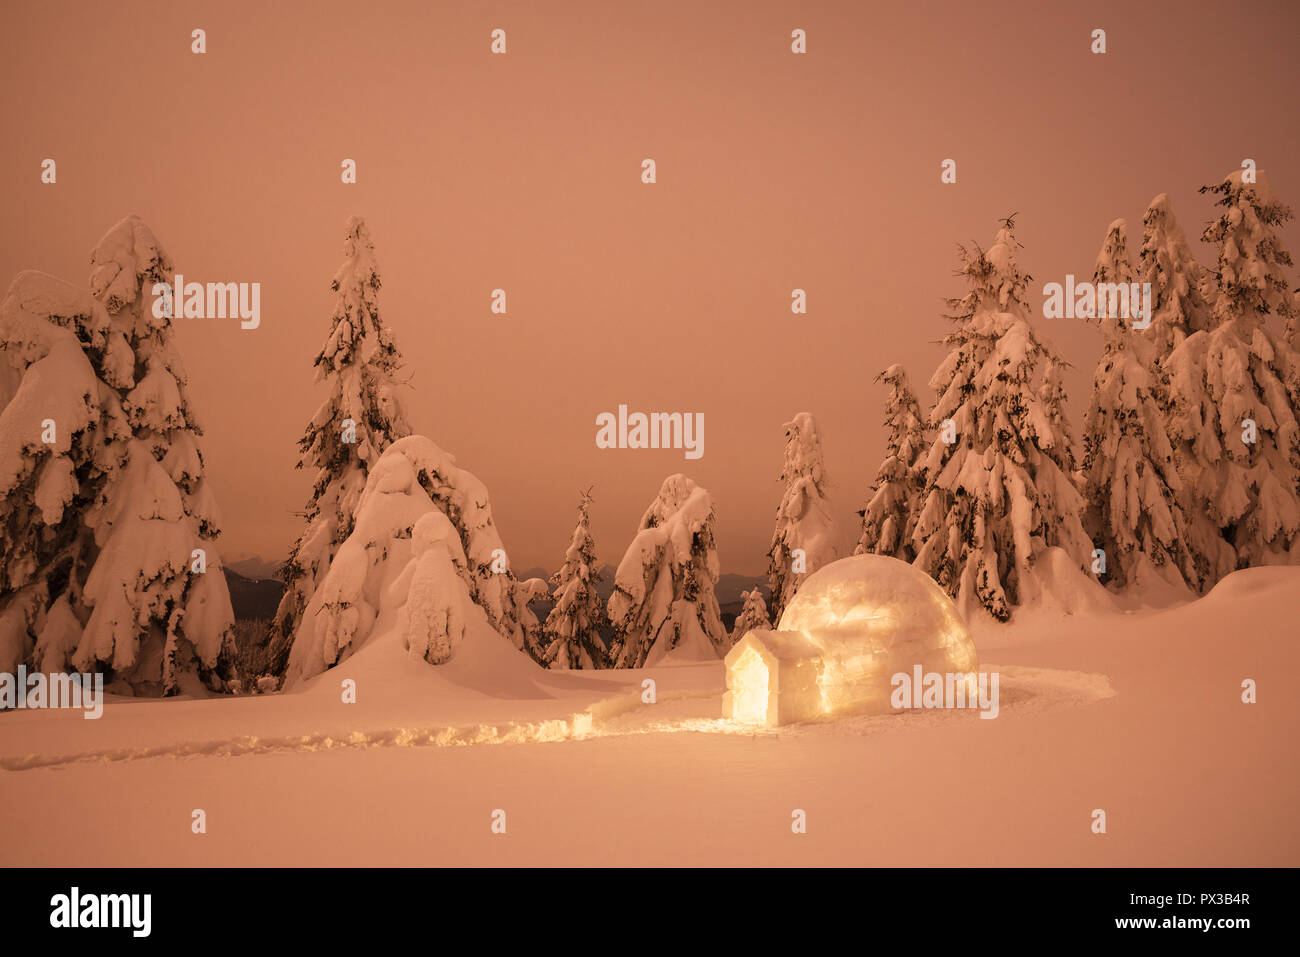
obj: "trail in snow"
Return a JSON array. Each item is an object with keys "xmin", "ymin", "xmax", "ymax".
[{"xmin": 0, "ymin": 665, "xmax": 1113, "ymax": 772}]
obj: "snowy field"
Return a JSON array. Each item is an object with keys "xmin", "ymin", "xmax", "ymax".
[{"xmin": 1, "ymin": 566, "xmax": 1296, "ymax": 867}]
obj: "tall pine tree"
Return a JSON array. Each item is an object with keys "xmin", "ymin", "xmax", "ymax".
[
  {"xmin": 766, "ymin": 412, "xmax": 837, "ymax": 623},
  {"xmin": 542, "ymin": 488, "xmax": 608, "ymax": 669},
  {"xmin": 1163, "ymin": 170, "xmax": 1300, "ymax": 568},
  {"xmin": 912, "ymin": 217, "xmax": 1091, "ymax": 620},
  {"xmin": 0, "ymin": 272, "xmax": 130, "ymax": 680},
  {"xmin": 267, "ymin": 217, "xmax": 411, "ymax": 675},
  {"xmin": 1138, "ymin": 193, "xmax": 1233, "ymax": 586},
  {"xmin": 1081, "ymin": 220, "xmax": 1196, "ymax": 590},
  {"xmin": 855, "ymin": 364, "xmax": 926, "ymax": 560},
  {"xmin": 1, "ymin": 217, "xmax": 238, "ymax": 695}
]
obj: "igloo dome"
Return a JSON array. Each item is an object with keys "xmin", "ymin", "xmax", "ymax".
[{"xmin": 723, "ymin": 554, "xmax": 979, "ymax": 725}]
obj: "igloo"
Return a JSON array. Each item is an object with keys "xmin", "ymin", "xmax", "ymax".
[
  {"xmin": 723, "ymin": 554, "xmax": 978, "ymax": 726},
  {"xmin": 722, "ymin": 629, "xmax": 824, "ymax": 727}
]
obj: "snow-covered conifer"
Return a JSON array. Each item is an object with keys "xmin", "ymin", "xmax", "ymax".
[
  {"xmin": 542, "ymin": 488, "xmax": 608, "ymax": 670},
  {"xmin": 766, "ymin": 413, "xmax": 837, "ymax": 622},
  {"xmin": 1136, "ymin": 195, "xmax": 1234, "ymax": 585},
  {"xmin": 1139, "ymin": 194, "xmax": 1213, "ymax": 357},
  {"xmin": 1163, "ymin": 171, "xmax": 1300, "ymax": 569},
  {"xmin": 729, "ymin": 587, "xmax": 770, "ymax": 643},
  {"xmin": 1080, "ymin": 220, "xmax": 1196, "ymax": 590},
  {"xmin": 855, "ymin": 365, "xmax": 926, "ymax": 560},
  {"xmin": 0, "ymin": 217, "xmax": 238, "ymax": 695},
  {"xmin": 268, "ymin": 217, "xmax": 412, "ymax": 675},
  {"xmin": 285, "ymin": 435, "xmax": 544, "ymax": 684},
  {"xmin": 607, "ymin": 475, "xmax": 726, "ymax": 668},
  {"xmin": 0, "ymin": 272, "xmax": 126, "ymax": 678},
  {"xmin": 84, "ymin": 217, "xmax": 238, "ymax": 694},
  {"xmin": 911, "ymin": 217, "xmax": 1092, "ymax": 620}
]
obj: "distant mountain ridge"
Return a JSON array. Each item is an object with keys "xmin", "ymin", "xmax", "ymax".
[
  {"xmin": 226, "ymin": 556, "xmax": 282, "ymax": 581},
  {"xmin": 224, "ymin": 558, "xmax": 770, "ymax": 627},
  {"xmin": 223, "ymin": 569, "xmax": 283, "ymax": 620}
]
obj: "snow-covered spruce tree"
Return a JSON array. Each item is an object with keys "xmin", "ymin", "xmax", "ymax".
[
  {"xmin": 0, "ymin": 217, "xmax": 237, "ymax": 695},
  {"xmin": 1137, "ymin": 194, "xmax": 1233, "ymax": 586},
  {"xmin": 85, "ymin": 217, "xmax": 239, "ymax": 694},
  {"xmin": 765, "ymin": 412, "xmax": 837, "ymax": 623},
  {"xmin": 284, "ymin": 435, "xmax": 545, "ymax": 684},
  {"xmin": 911, "ymin": 217, "xmax": 1092, "ymax": 621},
  {"xmin": 267, "ymin": 217, "xmax": 412, "ymax": 676},
  {"xmin": 607, "ymin": 474, "xmax": 727, "ymax": 668},
  {"xmin": 1080, "ymin": 220, "xmax": 1196, "ymax": 590},
  {"xmin": 1162, "ymin": 170, "xmax": 1300, "ymax": 568},
  {"xmin": 855, "ymin": 365, "xmax": 926, "ymax": 560},
  {"xmin": 729, "ymin": 587, "xmax": 770, "ymax": 642},
  {"xmin": 0, "ymin": 272, "xmax": 130, "ymax": 678},
  {"xmin": 542, "ymin": 488, "xmax": 608, "ymax": 670},
  {"xmin": 1288, "ymin": 289, "xmax": 1300, "ymax": 422},
  {"xmin": 1139, "ymin": 195, "xmax": 1214, "ymax": 358}
]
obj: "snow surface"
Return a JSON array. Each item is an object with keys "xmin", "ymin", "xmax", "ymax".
[{"xmin": 2, "ymin": 566, "xmax": 1295, "ymax": 866}]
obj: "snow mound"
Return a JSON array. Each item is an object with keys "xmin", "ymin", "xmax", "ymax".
[
  {"xmin": 309, "ymin": 610, "xmax": 553, "ymax": 704},
  {"xmin": 777, "ymin": 553, "xmax": 978, "ymax": 714},
  {"xmin": 1203, "ymin": 565, "xmax": 1300, "ymax": 604},
  {"xmin": 1017, "ymin": 547, "xmax": 1118, "ymax": 618}
]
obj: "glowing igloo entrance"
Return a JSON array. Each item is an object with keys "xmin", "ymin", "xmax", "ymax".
[
  {"xmin": 723, "ymin": 554, "xmax": 978, "ymax": 726},
  {"xmin": 722, "ymin": 630, "xmax": 825, "ymax": 726}
]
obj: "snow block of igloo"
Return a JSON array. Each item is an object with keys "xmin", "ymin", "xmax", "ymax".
[
  {"xmin": 723, "ymin": 629, "xmax": 825, "ymax": 727},
  {"xmin": 775, "ymin": 553, "xmax": 978, "ymax": 719}
]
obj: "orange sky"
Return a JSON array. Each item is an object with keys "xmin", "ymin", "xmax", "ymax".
[{"xmin": 2, "ymin": 0, "xmax": 1297, "ymax": 574}]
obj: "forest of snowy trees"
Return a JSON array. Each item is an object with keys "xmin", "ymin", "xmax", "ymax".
[
  {"xmin": 1, "ymin": 168, "xmax": 1296, "ymax": 694},
  {"xmin": 856, "ymin": 171, "xmax": 1299, "ymax": 621}
]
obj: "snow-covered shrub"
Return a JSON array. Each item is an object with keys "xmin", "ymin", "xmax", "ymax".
[{"xmin": 729, "ymin": 587, "xmax": 770, "ymax": 643}]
